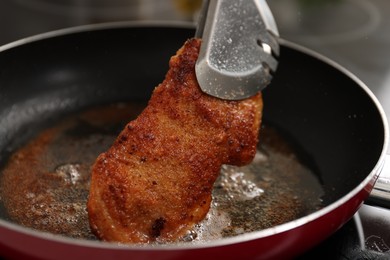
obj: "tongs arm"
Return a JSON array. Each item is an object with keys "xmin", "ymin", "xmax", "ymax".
[{"xmin": 195, "ymin": 0, "xmax": 279, "ymax": 100}]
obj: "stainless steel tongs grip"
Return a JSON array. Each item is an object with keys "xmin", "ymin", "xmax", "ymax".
[{"xmin": 195, "ymin": 0, "xmax": 279, "ymax": 100}]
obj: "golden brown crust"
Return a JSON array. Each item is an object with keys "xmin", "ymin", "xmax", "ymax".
[{"xmin": 87, "ymin": 38, "xmax": 263, "ymax": 243}]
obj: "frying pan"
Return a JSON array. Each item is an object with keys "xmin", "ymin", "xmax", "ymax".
[{"xmin": 0, "ymin": 22, "xmax": 388, "ymax": 260}]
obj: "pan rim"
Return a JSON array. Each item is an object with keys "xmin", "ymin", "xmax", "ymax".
[{"xmin": 0, "ymin": 21, "xmax": 388, "ymax": 251}]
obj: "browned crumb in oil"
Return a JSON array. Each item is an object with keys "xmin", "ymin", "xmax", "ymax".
[
  {"xmin": 0, "ymin": 103, "xmax": 144, "ymax": 239},
  {"xmin": 0, "ymin": 103, "xmax": 323, "ymax": 242}
]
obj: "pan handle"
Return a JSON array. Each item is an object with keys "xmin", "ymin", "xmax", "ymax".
[{"xmin": 366, "ymin": 154, "xmax": 390, "ymax": 208}]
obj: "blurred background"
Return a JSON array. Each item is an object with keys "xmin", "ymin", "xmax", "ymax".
[{"xmin": 0, "ymin": 0, "xmax": 390, "ymax": 119}]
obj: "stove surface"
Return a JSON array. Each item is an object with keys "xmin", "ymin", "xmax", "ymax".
[
  {"xmin": 298, "ymin": 204, "xmax": 390, "ymax": 259},
  {"xmin": 1, "ymin": 0, "xmax": 390, "ymax": 259}
]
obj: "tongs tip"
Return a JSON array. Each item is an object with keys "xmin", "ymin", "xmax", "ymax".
[{"xmin": 195, "ymin": 0, "xmax": 279, "ymax": 100}]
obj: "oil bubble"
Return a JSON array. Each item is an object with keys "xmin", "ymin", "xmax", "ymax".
[{"xmin": 55, "ymin": 163, "xmax": 81, "ymax": 184}]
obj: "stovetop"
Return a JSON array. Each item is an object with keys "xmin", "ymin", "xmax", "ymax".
[
  {"xmin": 1, "ymin": 0, "xmax": 390, "ymax": 259},
  {"xmin": 298, "ymin": 204, "xmax": 390, "ymax": 259}
]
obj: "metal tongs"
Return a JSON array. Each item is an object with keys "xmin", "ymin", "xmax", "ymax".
[{"xmin": 195, "ymin": 0, "xmax": 279, "ymax": 100}]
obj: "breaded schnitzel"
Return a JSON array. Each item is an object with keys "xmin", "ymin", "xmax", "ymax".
[{"xmin": 87, "ymin": 38, "xmax": 263, "ymax": 243}]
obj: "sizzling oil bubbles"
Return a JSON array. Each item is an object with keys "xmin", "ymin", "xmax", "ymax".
[
  {"xmin": 55, "ymin": 163, "xmax": 82, "ymax": 185},
  {"xmin": 181, "ymin": 154, "xmax": 268, "ymax": 242},
  {"xmin": 182, "ymin": 139, "xmax": 324, "ymax": 243}
]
